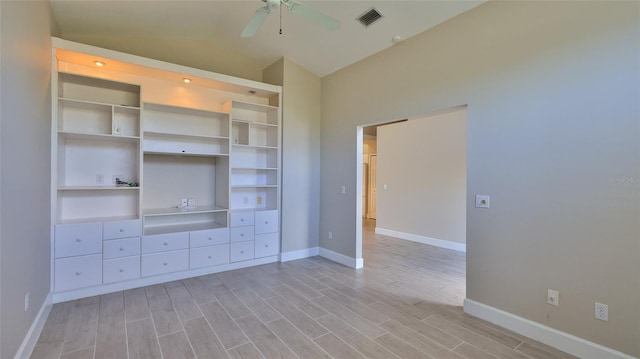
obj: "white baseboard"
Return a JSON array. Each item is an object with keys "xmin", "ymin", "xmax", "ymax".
[
  {"xmin": 280, "ymin": 247, "xmax": 319, "ymax": 262},
  {"xmin": 319, "ymin": 248, "xmax": 363, "ymax": 269},
  {"xmin": 375, "ymin": 227, "xmax": 466, "ymax": 252},
  {"xmin": 463, "ymin": 299, "xmax": 636, "ymax": 359},
  {"xmin": 15, "ymin": 292, "xmax": 52, "ymax": 359}
]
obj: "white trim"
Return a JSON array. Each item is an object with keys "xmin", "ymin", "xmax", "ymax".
[
  {"xmin": 14, "ymin": 293, "xmax": 53, "ymax": 359},
  {"xmin": 376, "ymin": 227, "xmax": 466, "ymax": 252},
  {"xmin": 280, "ymin": 247, "xmax": 319, "ymax": 262},
  {"xmin": 52, "ymin": 256, "xmax": 279, "ymax": 303},
  {"xmin": 51, "ymin": 38, "xmax": 281, "ymax": 94},
  {"xmin": 463, "ymin": 299, "xmax": 636, "ymax": 359},
  {"xmin": 319, "ymin": 248, "xmax": 364, "ymax": 269}
]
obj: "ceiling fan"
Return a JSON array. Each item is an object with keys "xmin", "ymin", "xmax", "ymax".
[{"xmin": 241, "ymin": 0, "xmax": 340, "ymax": 38}]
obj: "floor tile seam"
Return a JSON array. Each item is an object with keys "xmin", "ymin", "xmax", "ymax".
[
  {"xmin": 438, "ymin": 313, "xmax": 527, "ymax": 349},
  {"xmin": 258, "ymin": 317, "xmax": 305, "ymax": 359},
  {"xmin": 148, "ymin": 309, "xmax": 166, "ymax": 359},
  {"xmin": 59, "ymin": 344, "xmax": 95, "ymax": 357},
  {"xmin": 373, "ymin": 331, "xmax": 440, "ymax": 359},
  {"xmin": 317, "ymin": 313, "xmax": 400, "ymax": 359},
  {"xmin": 422, "ymin": 314, "xmax": 526, "ymax": 354}
]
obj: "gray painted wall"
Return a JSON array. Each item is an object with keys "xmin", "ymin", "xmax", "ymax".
[
  {"xmin": 320, "ymin": 1, "xmax": 639, "ymax": 356},
  {"xmin": 0, "ymin": 1, "xmax": 52, "ymax": 358},
  {"xmin": 377, "ymin": 109, "xmax": 467, "ymax": 244},
  {"xmin": 263, "ymin": 58, "xmax": 321, "ymax": 254}
]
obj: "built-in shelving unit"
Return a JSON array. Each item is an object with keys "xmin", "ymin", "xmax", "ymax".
[
  {"xmin": 225, "ymin": 100, "xmax": 280, "ymax": 211},
  {"xmin": 55, "ymin": 73, "xmax": 141, "ymax": 224},
  {"xmin": 51, "ymin": 40, "xmax": 281, "ymax": 302}
]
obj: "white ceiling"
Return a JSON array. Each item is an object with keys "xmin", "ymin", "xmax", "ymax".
[{"xmin": 50, "ymin": 1, "xmax": 485, "ymax": 79}]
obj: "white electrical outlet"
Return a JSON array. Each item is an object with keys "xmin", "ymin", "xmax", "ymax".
[
  {"xmin": 25, "ymin": 292, "xmax": 30, "ymax": 312},
  {"xmin": 547, "ymin": 289, "xmax": 559, "ymax": 306},
  {"xmin": 340, "ymin": 186, "xmax": 346, "ymax": 194},
  {"xmin": 96, "ymin": 174, "xmax": 104, "ymax": 184},
  {"xmin": 243, "ymin": 196, "xmax": 249, "ymax": 204},
  {"xmin": 181, "ymin": 198, "xmax": 188, "ymax": 207},
  {"xmin": 595, "ymin": 302, "xmax": 608, "ymax": 321},
  {"xmin": 328, "ymin": 231, "xmax": 333, "ymax": 240}
]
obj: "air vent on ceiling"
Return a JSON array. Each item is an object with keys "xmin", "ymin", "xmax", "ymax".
[{"xmin": 357, "ymin": 8, "xmax": 383, "ymax": 27}]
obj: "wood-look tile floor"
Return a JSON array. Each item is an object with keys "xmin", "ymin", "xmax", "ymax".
[{"xmin": 31, "ymin": 220, "xmax": 578, "ymax": 359}]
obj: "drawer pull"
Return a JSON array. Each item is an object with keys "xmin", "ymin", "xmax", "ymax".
[
  {"xmin": 163, "ymin": 242, "xmax": 168, "ymax": 246},
  {"xmin": 75, "ymin": 238, "xmax": 82, "ymax": 242},
  {"xmin": 119, "ymin": 229, "xmax": 124, "ymax": 232},
  {"xmin": 208, "ymin": 237, "xmax": 212, "ymax": 241},
  {"xmin": 265, "ymin": 244, "xmax": 268, "ymax": 247},
  {"xmin": 119, "ymin": 247, "xmax": 125, "ymax": 251},
  {"xmin": 240, "ymin": 218, "xmax": 244, "ymax": 222},
  {"xmin": 240, "ymin": 233, "xmax": 244, "ymax": 237},
  {"xmin": 240, "ymin": 250, "xmax": 244, "ymax": 254},
  {"xmin": 75, "ymin": 272, "xmax": 81, "ymax": 276},
  {"xmin": 265, "ymin": 221, "xmax": 268, "ymax": 224},
  {"xmin": 208, "ymin": 256, "xmax": 212, "ymax": 259},
  {"xmin": 119, "ymin": 269, "xmax": 125, "ymax": 272},
  {"xmin": 163, "ymin": 262, "xmax": 168, "ymax": 266}
]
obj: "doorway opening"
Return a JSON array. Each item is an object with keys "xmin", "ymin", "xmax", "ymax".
[{"xmin": 356, "ymin": 107, "xmax": 467, "ymax": 269}]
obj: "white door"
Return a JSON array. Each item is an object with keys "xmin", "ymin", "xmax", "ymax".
[
  {"xmin": 368, "ymin": 154, "xmax": 377, "ymax": 219},
  {"xmin": 362, "ymin": 162, "xmax": 368, "ymax": 218}
]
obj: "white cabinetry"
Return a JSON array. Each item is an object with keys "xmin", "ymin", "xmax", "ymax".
[
  {"xmin": 51, "ymin": 40, "xmax": 281, "ymax": 301},
  {"xmin": 56, "ymin": 73, "xmax": 141, "ymax": 224}
]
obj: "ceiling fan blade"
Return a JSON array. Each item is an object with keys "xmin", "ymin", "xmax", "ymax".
[
  {"xmin": 287, "ymin": 2, "xmax": 339, "ymax": 31},
  {"xmin": 241, "ymin": 6, "xmax": 271, "ymax": 38}
]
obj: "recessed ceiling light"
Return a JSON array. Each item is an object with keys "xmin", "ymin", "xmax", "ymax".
[
  {"xmin": 93, "ymin": 61, "xmax": 105, "ymax": 67},
  {"xmin": 183, "ymin": 78, "xmax": 192, "ymax": 84}
]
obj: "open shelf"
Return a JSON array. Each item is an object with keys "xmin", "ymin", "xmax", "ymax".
[
  {"xmin": 223, "ymin": 101, "xmax": 278, "ymax": 125},
  {"xmin": 143, "ymin": 210, "xmax": 228, "ymax": 236},
  {"xmin": 143, "ymin": 128, "xmax": 229, "ymax": 157},
  {"xmin": 58, "ymin": 186, "xmax": 139, "ymax": 191},
  {"xmin": 144, "ymin": 102, "xmax": 230, "ymax": 139},
  {"xmin": 144, "ymin": 205, "xmax": 228, "ymax": 217},
  {"xmin": 58, "ymin": 131, "xmax": 139, "ymax": 143},
  {"xmin": 58, "ymin": 72, "xmax": 140, "ymax": 107}
]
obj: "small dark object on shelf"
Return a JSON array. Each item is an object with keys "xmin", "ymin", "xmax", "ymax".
[{"xmin": 115, "ymin": 178, "xmax": 139, "ymax": 187}]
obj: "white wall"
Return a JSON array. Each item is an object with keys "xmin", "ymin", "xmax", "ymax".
[
  {"xmin": 320, "ymin": 1, "xmax": 639, "ymax": 356},
  {"xmin": 263, "ymin": 58, "xmax": 321, "ymax": 256},
  {"xmin": 0, "ymin": 2, "xmax": 52, "ymax": 358},
  {"xmin": 377, "ymin": 109, "xmax": 466, "ymax": 245}
]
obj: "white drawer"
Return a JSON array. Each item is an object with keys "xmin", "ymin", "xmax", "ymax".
[
  {"xmin": 230, "ymin": 226, "xmax": 254, "ymax": 243},
  {"xmin": 255, "ymin": 233, "xmax": 280, "ymax": 258},
  {"xmin": 103, "ymin": 237, "xmax": 140, "ymax": 259},
  {"xmin": 103, "ymin": 256, "xmax": 140, "ymax": 283},
  {"xmin": 141, "ymin": 250, "xmax": 189, "ymax": 277},
  {"xmin": 190, "ymin": 244, "xmax": 230, "ymax": 269},
  {"xmin": 230, "ymin": 211, "xmax": 254, "ymax": 227},
  {"xmin": 55, "ymin": 254, "xmax": 102, "ymax": 292},
  {"xmin": 230, "ymin": 241, "xmax": 254, "ymax": 263},
  {"xmin": 142, "ymin": 232, "xmax": 189, "ymax": 254},
  {"xmin": 103, "ymin": 219, "xmax": 141, "ymax": 240},
  {"xmin": 190, "ymin": 228, "xmax": 229, "ymax": 248},
  {"xmin": 255, "ymin": 210, "xmax": 278, "ymax": 234},
  {"xmin": 55, "ymin": 222, "xmax": 102, "ymax": 258}
]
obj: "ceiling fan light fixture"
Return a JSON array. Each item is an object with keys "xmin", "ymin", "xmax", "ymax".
[{"xmin": 182, "ymin": 78, "xmax": 192, "ymax": 83}]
